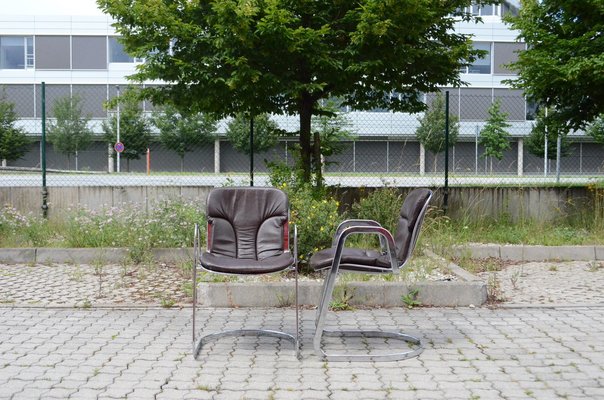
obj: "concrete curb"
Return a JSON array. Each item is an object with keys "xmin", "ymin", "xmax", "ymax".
[
  {"xmin": 196, "ymin": 279, "xmax": 487, "ymax": 308},
  {"xmin": 0, "ymin": 247, "xmax": 191, "ymax": 264},
  {"xmin": 453, "ymin": 244, "xmax": 604, "ymax": 262},
  {"xmin": 199, "ymin": 250, "xmax": 487, "ymax": 308}
]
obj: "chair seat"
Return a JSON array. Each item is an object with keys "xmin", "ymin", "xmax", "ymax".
[
  {"xmin": 310, "ymin": 247, "xmax": 393, "ymax": 272},
  {"xmin": 200, "ymin": 251, "xmax": 294, "ymax": 275}
]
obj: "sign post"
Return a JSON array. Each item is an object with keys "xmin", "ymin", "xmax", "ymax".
[{"xmin": 116, "ymin": 85, "xmax": 121, "ymax": 173}]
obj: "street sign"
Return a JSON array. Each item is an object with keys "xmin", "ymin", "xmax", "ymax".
[{"xmin": 114, "ymin": 142, "xmax": 124, "ymax": 153}]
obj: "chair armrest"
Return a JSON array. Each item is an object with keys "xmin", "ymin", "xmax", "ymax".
[
  {"xmin": 333, "ymin": 225, "xmax": 399, "ymax": 272},
  {"xmin": 333, "ymin": 219, "xmax": 382, "ymax": 246}
]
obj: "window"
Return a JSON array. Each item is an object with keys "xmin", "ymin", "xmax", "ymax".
[
  {"xmin": 0, "ymin": 36, "xmax": 33, "ymax": 69},
  {"xmin": 108, "ymin": 37, "xmax": 141, "ymax": 63},
  {"xmin": 461, "ymin": 42, "xmax": 492, "ymax": 74},
  {"xmin": 471, "ymin": 4, "xmax": 499, "ymax": 16}
]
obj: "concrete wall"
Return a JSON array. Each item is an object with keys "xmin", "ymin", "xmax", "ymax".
[
  {"xmin": 0, "ymin": 185, "xmax": 598, "ymax": 223},
  {"xmin": 0, "ymin": 186, "xmax": 213, "ymax": 219}
]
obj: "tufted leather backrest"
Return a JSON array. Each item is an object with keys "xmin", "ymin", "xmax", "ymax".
[
  {"xmin": 206, "ymin": 187, "xmax": 288, "ymax": 260},
  {"xmin": 393, "ymin": 188, "xmax": 433, "ymax": 264}
]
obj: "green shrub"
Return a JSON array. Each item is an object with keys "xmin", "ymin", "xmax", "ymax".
[
  {"xmin": 287, "ymin": 184, "xmax": 341, "ymax": 272},
  {"xmin": 351, "ymin": 187, "xmax": 403, "ymax": 233}
]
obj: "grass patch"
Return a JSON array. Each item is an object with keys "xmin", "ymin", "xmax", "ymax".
[{"xmin": 0, "ymin": 199, "xmax": 205, "ymax": 249}]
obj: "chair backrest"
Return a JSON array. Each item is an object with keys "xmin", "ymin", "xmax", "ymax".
[
  {"xmin": 206, "ymin": 187, "xmax": 289, "ymax": 260},
  {"xmin": 393, "ymin": 188, "xmax": 433, "ymax": 265}
]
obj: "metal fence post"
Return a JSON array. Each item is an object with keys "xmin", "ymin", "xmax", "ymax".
[
  {"xmin": 250, "ymin": 115, "xmax": 254, "ymax": 187},
  {"xmin": 41, "ymin": 81, "xmax": 48, "ymax": 218},
  {"xmin": 444, "ymin": 90, "xmax": 450, "ymax": 214}
]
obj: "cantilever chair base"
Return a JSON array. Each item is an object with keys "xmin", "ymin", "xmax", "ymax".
[
  {"xmin": 310, "ymin": 188, "xmax": 433, "ymax": 362},
  {"xmin": 194, "ymin": 329, "xmax": 299, "ymax": 360},
  {"xmin": 315, "ymin": 329, "xmax": 424, "ymax": 362}
]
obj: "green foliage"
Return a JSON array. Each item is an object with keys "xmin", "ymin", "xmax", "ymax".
[
  {"xmin": 401, "ymin": 288, "xmax": 421, "ymax": 309},
  {"xmin": 98, "ymin": 0, "xmax": 485, "ymax": 184},
  {"xmin": 479, "ymin": 99, "xmax": 511, "ymax": 161},
  {"xmin": 505, "ymin": 0, "xmax": 604, "ymax": 130},
  {"xmin": 586, "ymin": 115, "xmax": 604, "ymax": 144},
  {"xmin": 415, "ymin": 92, "xmax": 459, "ymax": 159},
  {"xmin": 352, "ymin": 187, "xmax": 403, "ymax": 234},
  {"xmin": 310, "ymin": 100, "xmax": 356, "ymax": 186},
  {"xmin": 226, "ymin": 113, "xmax": 280, "ymax": 155},
  {"xmin": 152, "ymin": 104, "xmax": 216, "ymax": 171},
  {"xmin": 47, "ymin": 95, "xmax": 93, "ymax": 170},
  {"xmin": 286, "ymin": 184, "xmax": 341, "ymax": 272},
  {"xmin": 526, "ymin": 108, "xmax": 572, "ymax": 159},
  {"xmin": 102, "ymin": 93, "xmax": 152, "ymax": 169},
  {"xmin": 329, "ymin": 284, "xmax": 354, "ymax": 311},
  {"xmin": 0, "ymin": 94, "xmax": 29, "ymax": 163},
  {"xmin": 0, "ymin": 206, "xmax": 52, "ymax": 247}
]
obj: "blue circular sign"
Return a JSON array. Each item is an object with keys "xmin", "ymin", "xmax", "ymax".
[{"xmin": 114, "ymin": 142, "xmax": 124, "ymax": 153}]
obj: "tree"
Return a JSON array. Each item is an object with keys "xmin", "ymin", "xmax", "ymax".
[
  {"xmin": 586, "ymin": 115, "xmax": 604, "ymax": 145},
  {"xmin": 102, "ymin": 95, "xmax": 151, "ymax": 172},
  {"xmin": 153, "ymin": 105, "xmax": 217, "ymax": 171},
  {"xmin": 505, "ymin": 0, "xmax": 604, "ymax": 130},
  {"xmin": 310, "ymin": 100, "xmax": 356, "ymax": 182},
  {"xmin": 47, "ymin": 95, "xmax": 93, "ymax": 171},
  {"xmin": 0, "ymin": 96, "xmax": 29, "ymax": 165},
  {"xmin": 479, "ymin": 99, "xmax": 511, "ymax": 174},
  {"xmin": 415, "ymin": 93, "xmax": 459, "ymax": 172},
  {"xmin": 98, "ymin": 0, "xmax": 487, "ymax": 185},
  {"xmin": 526, "ymin": 107, "xmax": 571, "ymax": 160},
  {"xmin": 226, "ymin": 113, "xmax": 280, "ymax": 155}
]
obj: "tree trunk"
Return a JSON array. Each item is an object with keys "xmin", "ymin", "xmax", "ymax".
[
  {"xmin": 180, "ymin": 155, "xmax": 184, "ymax": 172},
  {"xmin": 75, "ymin": 149, "xmax": 79, "ymax": 172},
  {"xmin": 299, "ymin": 93, "xmax": 313, "ymax": 183},
  {"xmin": 313, "ymin": 129, "xmax": 322, "ymax": 188}
]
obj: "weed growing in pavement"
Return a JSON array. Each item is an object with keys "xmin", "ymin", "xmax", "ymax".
[
  {"xmin": 275, "ymin": 292, "xmax": 295, "ymax": 308},
  {"xmin": 69, "ymin": 263, "xmax": 84, "ymax": 282},
  {"xmin": 329, "ymin": 283, "xmax": 354, "ymax": 311},
  {"xmin": 588, "ymin": 261, "xmax": 603, "ymax": 272},
  {"xmin": 401, "ymin": 288, "xmax": 422, "ymax": 309},
  {"xmin": 487, "ymin": 272, "xmax": 505, "ymax": 303},
  {"xmin": 159, "ymin": 295, "xmax": 176, "ymax": 308},
  {"xmin": 510, "ymin": 269, "xmax": 522, "ymax": 290}
]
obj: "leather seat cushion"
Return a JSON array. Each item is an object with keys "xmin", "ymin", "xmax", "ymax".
[
  {"xmin": 201, "ymin": 251, "xmax": 294, "ymax": 275},
  {"xmin": 310, "ymin": 247, "xmax": 391, "ymax": 272}
]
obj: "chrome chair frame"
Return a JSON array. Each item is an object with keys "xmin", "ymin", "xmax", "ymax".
[
  {"xmin": 313, "ymin": 190, "xmax": 433, "ymax": 362},
  {"xmin": 192, "ymin": 222, "xmax": 299, "ymax": 360}
]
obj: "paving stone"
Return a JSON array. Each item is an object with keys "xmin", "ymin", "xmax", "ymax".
[{"xmin": 0, "ymin": 299, "xmax": 603, "ymax": 399}]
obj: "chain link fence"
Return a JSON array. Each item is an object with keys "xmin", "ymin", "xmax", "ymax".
[{"xmin": 1, "ymin": 84, "xmax": 604, "ymax": 189}]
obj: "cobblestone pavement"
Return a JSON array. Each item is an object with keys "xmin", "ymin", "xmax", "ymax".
[
  {"xmin": 2, "ymin": 260, "xmax": 604, "ymax": 307},
  {"xmin": 0, "ymin": 263, "xmax": 191, "ymax": 307},
  {"xmin": 477, "ymin": 260, "xmax": 604, "ymax": 305},
  {"xmin": 1, "ymin": 306, "xmax": 603, "ymax": 399},
  {"xmin": 1, "ymin": 260, "xmax": 604, "ymax": 399}
]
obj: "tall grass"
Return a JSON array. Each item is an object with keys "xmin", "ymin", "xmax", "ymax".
[{"xmin": 0, "ymin": 199, "xmax": 205, "ymax": 249}]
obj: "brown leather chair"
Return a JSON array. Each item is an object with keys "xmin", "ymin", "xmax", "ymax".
[
  {"xmin": 310, "ymin": 188, "xmax": 433, "ymax": 361},
  {"xmin": 192, "ymin": 187, "xmax": 299, "ymax": 359}
]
